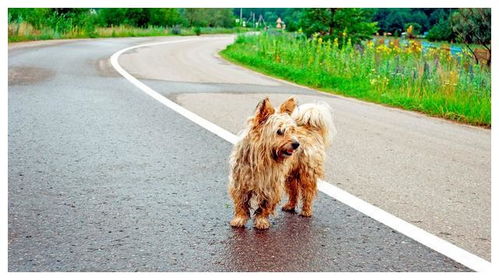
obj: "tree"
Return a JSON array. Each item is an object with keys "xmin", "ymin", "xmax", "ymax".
[
  {"xmin": 96, "ymin": 8, "xmax": 127, "ymax": 27},
  {"xmin": 183, "ymin": 8, "xmax": 234, "ymax": 28},
  {"xmin": 206, "ymin": 9, "xmax": 234, "ymax": 28},
  {"xmin": 428, "ymin": 9, "xmax": 453, "ymax": 26},
  {"xmin": 8, "ymin": 8, "xmax": 52, "ymax": 29},
  {"xmin": 299, "ymin": 8, "xmax": 378, "ymax": 44},
  {"xmin": 451, "ymin": 8, "xmax": 491, "ymax": 65},
  {"xmin": 408, "ymin": 10, "xmax": 429, "ymax": 32},
  {"xmin": 384, "ymin": 9, "xmax": 411, "ymax": 34},
  {"xmin": 183, "ymin": 9, "xmax": 209, "ymax": 27},
  {"xmin": 149, "ymin": 8, "xmax": 185, "ymax": 27},
  {"xmin": 97, "ymin": 8, "xmax": 149, "ymax": 27},
  {"xmin": 426, "ymin": 18, "xmax": 454, "ymax": 42},
  {"xmin": 373, "ymin": 8, "xmax": 444, "ymax": 34},
  {"xmin": 282, "ymin": 8, "xmax": 303, "ymax": 32},
  {"xmin": 372, "ymin": 8, "xmax": 390, "ymax": 33}
]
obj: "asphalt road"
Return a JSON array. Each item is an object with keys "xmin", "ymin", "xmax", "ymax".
[
  {"xmin": 119, "ymin": 35, "xmax": 491, "ymax": 260},
  {"xmin": 8, "ymin": 35, "xmax": 487, "ymax": 271}
]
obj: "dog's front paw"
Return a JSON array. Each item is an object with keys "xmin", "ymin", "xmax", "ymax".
[
  {"xmin": 281, "ymin": 203, "xmax": 296, "ymax": 213},
  {"xmin": 300, "ymin": 210, "xmax": 313, "ymax": 217},
  {"xmin": 253, "ymin": 217, "xmax": 270, "ymax": 230},
  {"xmin": 230, "ymin": 216, "xmax": 248, "ymax": 227}
]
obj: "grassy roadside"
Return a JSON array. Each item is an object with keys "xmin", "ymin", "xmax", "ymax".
[
  {"xmin": 8, "ymin": 23, "xmax": 247, "ymax": 42},
  {"xmin": 220, "ymin": 33, "xmax": 491, "ymax": 127}
]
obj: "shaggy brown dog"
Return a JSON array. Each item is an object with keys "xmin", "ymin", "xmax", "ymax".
[
  {"xmin": 228, "ymin": 97, "xmax": 299, "ymax": 229},
  {"xmin": 228, "ymin": 97, "xmax": 334, "ymax": 229}
]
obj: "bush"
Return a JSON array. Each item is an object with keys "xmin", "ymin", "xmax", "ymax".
[
  {"xmin": 194, "ymin": 26, "xmax": 201, "ymax": 36},
  {"xmin": 426, "ymin": 20, "xmax": 454, "ymax": 41},
  {"xmin": 8, "ymin": 8, "xmax": 52, "ymax": 29}
]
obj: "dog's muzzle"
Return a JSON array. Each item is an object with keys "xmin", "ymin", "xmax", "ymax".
[{"xmin": 282, "ymin": 140, "xmax": 300, "ymax": 157}]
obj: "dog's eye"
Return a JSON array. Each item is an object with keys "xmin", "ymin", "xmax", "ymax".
[{"xmin": 277, "ymin": 129, "xmax": 284, "ymax": 135}]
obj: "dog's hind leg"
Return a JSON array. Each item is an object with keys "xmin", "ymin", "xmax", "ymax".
[
  {"xmin": 299, "ymin": 175, "xmax": 318, "ymax": 217},
  {"xmin": 230, "ymin": 189, "xmax": 251, "ymax": 227},
  {"xmin": 282, "ymin": 175, "xmax": 299, "ymax": 213}
]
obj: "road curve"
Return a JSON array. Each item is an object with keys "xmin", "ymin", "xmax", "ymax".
[
  {"xmin": 118, "ymin": 35, "xmax": 491, "ymax": 260},
  {"xmin": 8, "ymin": 35, "xmax": 487, "ymax": 271}
]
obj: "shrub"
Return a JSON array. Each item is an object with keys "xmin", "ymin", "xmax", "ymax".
[
  {"xmin": 194, "ymin": 26, "xmax": 201, "ymax": 36},
  {"xmin": 427, "ymin": 20, "xmax": 454, "ymax": 41}
]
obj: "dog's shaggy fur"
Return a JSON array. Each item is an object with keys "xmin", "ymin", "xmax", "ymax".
[
  {"xmin": 281, "ymin": 101, "xmax": 335, "ymax": 217},
  {"xmin": 228, "ymin": 97, "xmax": 334, "ymax": 229}
]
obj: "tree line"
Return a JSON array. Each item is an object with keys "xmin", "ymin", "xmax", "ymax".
[
  {"xmin": 8, "ymin": 8, "xmax": 490, "ymax": 49},
  {"xmin": 8, "ymin": 8, "xmax": 237, "ymax": 33}
]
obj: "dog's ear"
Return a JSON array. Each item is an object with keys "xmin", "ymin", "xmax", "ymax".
[
  {"xmin": 254, "ymin": 97, "xmax": 275, "ymax": 125},
  {"xmin": 279, "ymin": 96, "xmax": 297, "ymax": 115}
]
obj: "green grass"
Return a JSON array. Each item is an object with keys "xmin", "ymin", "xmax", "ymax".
[
  {"xmin": 8, "ymin": 22, "xmax": 250, "ymax": 42},
  {"xmin": 220, "ymin": 32, "xmax": 491, "ymax": 127}
]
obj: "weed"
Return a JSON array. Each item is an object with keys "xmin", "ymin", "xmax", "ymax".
[{"xmin": 221, "ymin": 33, "xmax": 491, "ymax": 126}]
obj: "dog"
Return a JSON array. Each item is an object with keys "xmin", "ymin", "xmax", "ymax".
[{"xmin": 228, "ymin": 96, "xmax": 334, "ymax": 229}]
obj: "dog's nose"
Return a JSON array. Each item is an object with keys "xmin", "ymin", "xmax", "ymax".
[{"xmin": 292, "ymin": 141, "xmax": 300, "ymax": 149}]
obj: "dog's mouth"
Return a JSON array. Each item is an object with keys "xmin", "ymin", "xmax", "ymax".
[
  {"xmin": 282, "ymin": 149, "xmax": 295, "ymax": 157},
  {"xmin": 272, "ymin": 149, "xmax": 294, "ymax": 160}
]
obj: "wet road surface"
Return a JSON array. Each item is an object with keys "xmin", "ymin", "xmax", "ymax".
[
  {"xmin": 8, "ymin": 36, "xmax": 477, "ymax": 271},
  {"xmin": 119, "ymin": 35, "xmax": 491, "ymax": 260}
]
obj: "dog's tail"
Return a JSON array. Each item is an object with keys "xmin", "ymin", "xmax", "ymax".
[{"xmin": 292, "ymin": 102, "xmax": 336, "ymax": 146}]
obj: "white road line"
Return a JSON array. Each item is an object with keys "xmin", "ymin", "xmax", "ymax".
[{"xmin": 110, "ymin": 38, "xmax": 491, "ymax": 272}]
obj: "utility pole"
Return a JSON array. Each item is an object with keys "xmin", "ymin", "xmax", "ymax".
[
  {"xmin": 259, "ymin": 14, "xmax": 266, "ymax": 28},
  {"xmin": 240, "ymin": 8, "xmax": 242, "ymax": 25}
]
